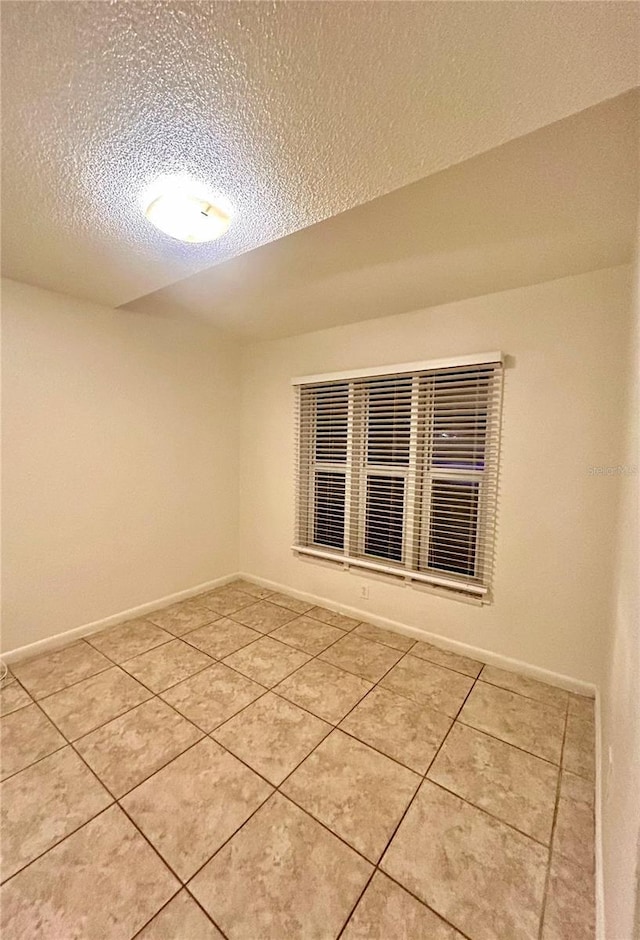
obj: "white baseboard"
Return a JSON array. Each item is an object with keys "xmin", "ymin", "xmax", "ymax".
[
  {"xmin": 4, "ymin": 567, "xmax": 597, "ymax": 697},
  {"xmin": 238, "ymin": 571, "xmax": 597, "ymax": 697},
  {"xmin": 1, "ymin": 573, "xmax": 240, "ymax": 664}
]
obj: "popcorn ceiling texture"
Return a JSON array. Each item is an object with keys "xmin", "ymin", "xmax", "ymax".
[
  {"xmin": 125, "ymin": 93, "xmax": 639, "ymax": 341},
  {"xmin": 1, "ymin": 1, "xmax": 638, "ymax": 311}
]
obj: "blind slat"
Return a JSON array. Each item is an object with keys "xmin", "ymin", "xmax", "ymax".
[{"xmin": 295, "ymin": 359, "xmax": 502, "ymax": 596}]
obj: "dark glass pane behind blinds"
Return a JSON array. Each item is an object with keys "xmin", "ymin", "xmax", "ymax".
[
  {"xmin": 365, "ymin": 476, "xmax": 405, "ymax": 562},
  {"xmin": 314, "ymin": 471, "xmax": 345, "ymax": 549},
  {"xmin": 428, "ymin": 480, "xmax": 480, "ymax": 577},
  {"xmin": 314, "ymin": 384, "xmax": 348, "ymax": 462},
  {"xmin": 366, "ymin": 379, "xmax": 411, "ymax": 466},
  {"xmin": 431, "ymin": 371, "xmax": 489, "ymax": 471}
]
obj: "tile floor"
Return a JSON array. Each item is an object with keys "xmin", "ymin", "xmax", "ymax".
[{"xmin": 0, "ymin": 580, "xmax": 596, "ymax": 939}]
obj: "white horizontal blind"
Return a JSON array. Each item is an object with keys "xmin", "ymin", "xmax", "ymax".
[{"xmin": 294, "ymin": 356, "xmax": 503, "ymax": 598}]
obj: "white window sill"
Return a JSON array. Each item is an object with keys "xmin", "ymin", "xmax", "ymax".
[{"xmin": 291, "ymin": 545, "xmax": 489, "ymax": 605}]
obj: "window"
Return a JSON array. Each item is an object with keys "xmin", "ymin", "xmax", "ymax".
[{"xmin": 293, "ymin": 353, "xmax": 503, "ymax": 600}]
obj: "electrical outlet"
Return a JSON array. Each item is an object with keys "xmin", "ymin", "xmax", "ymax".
[{"xmin": 360, "ymin": 585, "xmax": 370, "ymax": 600}]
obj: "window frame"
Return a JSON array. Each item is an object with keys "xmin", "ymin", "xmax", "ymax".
[{"xmin": 293, "ymin": 352, "xmax": 504, "ymax": 601}]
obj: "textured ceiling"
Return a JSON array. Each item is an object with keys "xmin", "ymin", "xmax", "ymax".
[
  {"xmin": 125, "ymin": 92, "xmax": 639, "ymax": 340},
  {"xmin": 1, "ymin": 1, "xmax": 638, "ymax": 309}
]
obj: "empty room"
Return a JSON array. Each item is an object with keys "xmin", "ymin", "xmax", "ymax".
[{"xmin": 0, "ymin": 2, "xmax": 638, "ymax": 939}]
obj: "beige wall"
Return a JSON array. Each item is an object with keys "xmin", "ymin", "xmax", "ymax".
[
  {"xmin": 600, "ymin": 243, "xmax": 639, "ymax": 937},
  {"xmin": 1, "ymin": 279, "xmax": 240, "ymax": 653},
  {"xmin": 239, "ymin": 265, "xmax": 632, "ymax": 684},
  {"xmin": 4, "ymin": 266, "xmax": 632, "ymax": 685},
  {"xmin": 3, "ymin": 255, "xmax": 637, "ymax": 927}
]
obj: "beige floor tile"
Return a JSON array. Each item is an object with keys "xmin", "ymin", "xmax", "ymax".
[
  {"xmin": 308, "ymin": 606, "xmax": 361, "ymax": 630},
  {"xmin": 137, "ymin": 891, "xmax": 224, "ymax": 939},
  {"xmin": 10, "ymin": 641, "xmax": 111, "ymax": 699},
  {"xmin": 282, "ymin": 729, "xmax": 420, "ymax": 862},
  {"xmin": 353, "ymin": 622, "xmax": 415, "ymax": 652},
  {"xmin": 121, "ymin": 639, "xmax": 213, "ymax": 693},
  {"xmin": 275, "ymin": 659, "xmax": 372, "ymax": 724},
  {"xmin": 380, "ymin": 655, "xmax": 474, "ymax": 718},
  {"xmin": 87, "ymin": 618, "xmax": 173, "ymax": 664},
  {"xmin": 568, "ymin": 693, "xmax": 595, "ymax": 724},
  {"xmin": 411, "ymin": 641, "xmax": 483, "ymax": 678},
  {"xmin": 381, "ymin": 781, "xmax": 548, "ymax": 940},
  {"xmin": 459, "ymin": 682, "xmax": 565, "ymax": 763},
  {"xmin": 39, "ymin": 666, "xmax": 152, "ymax": 740},
  {"xmin": 147, "ymin": 599, "xmax": 219, "ymax": 636},
  {"xmin": 183, "ymin": 618, "xmax": 261, "ymax": 659},
  {"xmin": 542, "ymin": 852, "xmax": 595, "ymax": 940},
  {"xmin": 343, "ymin": 871, "xmax": 465, "ymax": 940},
  {"xmin": 268, "ymin": 591, "xmax": 314, "ymax": 614},
  {"xmin": 1, "ymin": 746, "xmax": 112, "ymax": 881},
  {"xmin": 0, "ymin": 805, "xmax": 179, "ymax": 940},
  {"xmin": 553, "ymin": 771, "xmax": 594, "ymax": 871},
  {"xmin": 231, "ymin": 600, "xmax": 300, "ymax": 633},
  {"xmin": 1, "ymin": 704, "xmax": 66, "ymax": 781},
  {"xmin": 340, "ymin": 686, "xmax": 451, "ymax": 774},
  {"xmin": 320, "ymin": 634, "xmax": 403, "ymax": 683},
  {"xmin": 122, "ymin": 738, "xmax": 272, "ymax": 881},
  {"xmin": 75, "ymin": 698, "xmax": 202, "ymax": 796},
  {"xmin": 223, "ymin": 636, "xmax": 311, "ymax": 687},
  {"xmin": 161, "ymin": 663, "xmax": 265, "ymax": 732},
  {"xmin": 481, "ymin": 665, "xmax": 569, "ymax": 711},
  {"xmin": 270, "ymin": 615, "xmax": 345, "ymax": 655},
  {"xmin": 189, "ymin": 793, "xmax": 372, "ymax": 940},
  {"xmin": 427, "ymin": 722, "xmax": 558, "ymax": 843},
  {"xmin": 199, "ymin": 585, "xmax": 257, "ymax": 616},
  {"xmin": 0, "ymin": 681, "xmax": 32, "ymax": 718},
  {"xmin": 212, "ymin": 692, "xmax": 331, "ymax": 785},
  {"xmin": 563, "ymin": 713, "xmax": 595, "ymax": 781},
  {"xmin": 226, "ymin": 578, "xmax": 273, "ymax": 599}
]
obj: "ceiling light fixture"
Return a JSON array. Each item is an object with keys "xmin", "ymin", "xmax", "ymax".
[{"xmin": 142, "ymin": 175, "xmax": 234, "ymax": 243}]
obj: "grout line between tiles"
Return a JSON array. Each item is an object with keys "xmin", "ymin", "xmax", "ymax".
[
  {"xmin": 1, "ymin": 583, "xmax": 594, "ymax": 939},
  {"xmin": 33, "ymin": 661, "xmax": 141, "ymax": 705},
  {"xmin": 33, "ymin": 691, "xmax": 230, "ymax": 940},
  {"xmin": 153, "ymin": 633, "xmax": 428, "ymax": 917},
  {"xmin": 13, "ymin": 656, "xmax": 114, "ymax": 703},
  {"xmin": 84, "ymin": 635, "xmax": 176, "ymax": 666},
  {"xmin": 335, "ymin": 660, "xmax": 481, "ymax": 939},
  {"xmin": 537, "ymin": 698, "xmax": 570, "ymax": 940},
  {"xmin": 0, "ymin": 794, "xmax": 118, "ymax": 887},
  {"xmin": 4, "ymin": 638, "xmax": 371, "ymax": 894},
  {"xmin": 0, "ymin": 697, "xmax": 33, "ymax": 720},
  {"xmin": 119, "ymin": 651, "xmax": 219, "ymax": 698},
  {"xmin": 128, "ymin": 886, "xmax": 227, "ymax": 940},
  {"xmin": 333, "ymin": 863, "xmax": 376, "ymax": 937},
  {"xmin": 377, "ymin": 867, "xmax": 479, "ymax": 940},
  {"xmin": 29, "ymin": 620, "xmax": 317, "ymax": 757},
  {"xmin": 1, "ymin": 592, "xmax": 426, "ymax": 932},
  {"xmin": 455, "ymin": 716, "xmax": 563, "ymax": 768},
  {"xmin": 0, "ymin": 735, "xmax": 69, "ymax": 786},
  {"xmin": 0, "ymin": 802, "xmax": 119, "ymax": 880},
  {"xmin": 0, "ymin": 744, "xmax": 118, "ymax": 885},
  {"xmin": 475, "ymin": 671, "xmax": 570, "ymax": 714},
  {"xmin": 0, "ymin": 672, "xmax": 34, "ymax": 708},
  {"xmin": 37, "ymin": 618, "xmax": 293, "ymax": 742},
  {"xmin": 40, "ymin": 685, "xmax": 155, "ymax": 744},
  {"xmin": 0, "ymin": 700, "xmax": 127, "ymax": 882},
  {"xmin": 183, "ymin": 886, "xmax": 231, "ymax": 940},
  {"xmin": 273, "ymin": 630, "xmax": 418, "ymax": 787}
]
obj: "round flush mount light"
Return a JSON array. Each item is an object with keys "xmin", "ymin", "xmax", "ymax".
[{"xmin": 142, "ymin": 175, "xmax": 234, "ymax": 243}]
